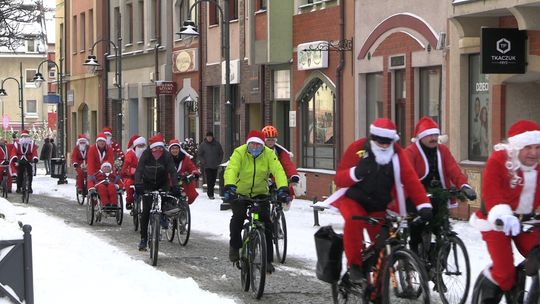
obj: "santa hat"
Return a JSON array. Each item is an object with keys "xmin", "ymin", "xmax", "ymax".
[
  {"xmin": 102, "ymin": 127, "xmax": 112, "ymax": 136},
  {"xmin": 77, "ymin": 134, "xmax": 88, "ymax": 145},
  {"xmin": 127, "ymin": 134, "xmax": 139, "ymax": 149},
  {"xmin": 411, "ymin": 116, "xmax": 440, "ymax": 143},
  {"xmin": 507, "ymin": 120, "xmax": 540, "ymax": 149},
  {"xmin": 149, "ymin": 134, "xmax": 165, "ymax": 149},
  {"xmin": 96, "ymin": 132, "xmax": 107, "ymax": 143},
  {"xmin": 128, "ymin": 135, "xmax": 146, "ymax": 149},
  {"xmin": 246, "ymin": 130, "xmax": 266, "ymax": 145},
  {"xmin": 100, "ymin": 162, "xmax": 112, "ymax": 170},
  {"xmin": 168, "ymin": 139, "xmax": 193, "ymax": 158},
  {"xmin": 369, "ymin": 118, "xmax": 399, "ymax": 141},
  {"xmin": 20, "ymin": 130, "xmax": 30, "ymax": 137}
]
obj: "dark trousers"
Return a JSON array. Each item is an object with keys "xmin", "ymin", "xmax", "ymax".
[
  {"xmin": 16, "ymin": 162, "xmax": 33, "ymax": 189},
  {"xmin": 44, "ymin": 159, "xmax": 51, "ymax": 174},
  {"xmin": 205, "ymin": 168, "xmax": 218, "ymax": 197},
  {"xmin": 229, "ymin": 199, "xmax": 274, "ymax": 263},
  {"xmin": 140, "ymin": 195, "xmax": 153, "ymax": 240}
]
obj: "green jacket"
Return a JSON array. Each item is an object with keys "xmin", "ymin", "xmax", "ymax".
[{"xmin": 224, "ymin": 144, "xmax": 288, "ymax": 197}]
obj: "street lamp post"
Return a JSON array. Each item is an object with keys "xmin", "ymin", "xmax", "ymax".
[
  {"xmin": 33, "ymin": 59, "xmax": 68, "ymax": 184},
  {"xmin": 0, "ymin": 62, "xmax": 25, "ymax": 131},
  {"xmin": 179, "ymin": 0, "xmax": 232, "ymax": 157},
  {"xmin": 83, "ymin": 37, "xmax": 123, "ymax": 147}
]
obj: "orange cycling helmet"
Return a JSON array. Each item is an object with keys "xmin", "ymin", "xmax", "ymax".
[{"xmin": 262, "ymin": 125, "xmax": 278, "ymax": 138}]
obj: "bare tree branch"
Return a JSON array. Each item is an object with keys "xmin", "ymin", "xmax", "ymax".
[{"xmin": 0, "ymin": 0, "xmax": 48, "ymax": 51}]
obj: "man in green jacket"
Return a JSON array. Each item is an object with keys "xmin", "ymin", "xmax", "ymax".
[{"xmin": 223, "ymin": 130, "xmax": 290, "ymax": 273}]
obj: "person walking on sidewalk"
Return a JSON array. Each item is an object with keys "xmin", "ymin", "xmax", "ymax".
[
  {"xmin": 40, "ymin": 138, "xmax": 52, "ymax": 175},
  {"xmin": 197, "ymin": 131, "xmax": 223, "ymax": 199}
]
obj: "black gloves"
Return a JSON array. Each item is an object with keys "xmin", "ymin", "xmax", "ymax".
[
  {"xmin": 134, "ymin": 184, "xmax": 145, "ymax": 195},
  {"xmin": 223, "ymin": 185, "xmax": 237, "ymax": 201},
  {"xmin": 33, "ymin": 158, "xmax": 39, "ymax": 164},
  {"xmin": 73, "ymin": 163, "xmax": 79, "ymax": 169},
  {"xmin": 461, "ymin": 186, "xmax": 477, "ymax": 201},
  {"xmin": 277, "ymin": 187, "xmax": 290, "ymax": 203},
  {"xmin": 1, "ymin": 160, "xmax": 8, "ymax": 166},
  {"xmin": 418, "ymin": 207, "xmax": 433, "ymax": 221},
  {"xmin": 88, "ymin": 188, "xmax": 97, "ymax": 196},
  {"xmin": 289, "ymin": 175, "xmax": 300, "ymax": 184},
  {"xmin": 171, "ymin": 184, "xmax": 182, "ymax": 197},
  {"xmin": 354, "ymin": 159, "xmax": 372, "ymax": 180}
]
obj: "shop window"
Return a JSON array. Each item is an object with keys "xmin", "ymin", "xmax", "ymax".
[
  {"xmin": 468, "ymin": 54, "xmax": 490, "ymax": 161},
  {"xmin": 419, "ymin": 66, "xmax": 441, "ymax": 124},
  {"xmin": 301, "ymin": 79, "xmax": 335, "ymax": 170},
  {"xmin": 366, "ymin": 72, "xmax": 384, "ymax": 130}
]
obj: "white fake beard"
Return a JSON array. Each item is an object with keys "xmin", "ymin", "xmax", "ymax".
[
  {"xmin": 370, "ymin": 140, "xmax": 395, "ymax": 165},
  {"xmin": 78, "ymin": 144, "xmax": 87, "ymax": 151},
  {"xmin": 20, "ymin": 138, "xmax": 32, "ymax": 145},
  {"xmin": 106, "ymin": 136, "xmax": 112, "ymax": 145},
  {"xmin": 135, "ymin": 147, "xmax": 145, "ymax": 159}
]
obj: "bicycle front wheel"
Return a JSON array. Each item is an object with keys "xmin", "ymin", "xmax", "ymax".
[
  {"xmin": 22, "ymin": 173, "xmax": 30, "ymax": 204},
  {"xmin": 436, "ymin": 236, "xmax": 471, "ymax": 304},
  {"xmin": 250, "ymin": 227, "xmax": 267, "ymax": 299},
  {"xmin": 116, "ymin": 193, "xmax": 124, "ymax": 225},
  {"xmin": 273, "ymin": 209, "xmax": 287, "ymax": 264},
  {"xmin": 176, "ymin": 202, "xmax": 191, "ymax": 246},
  {"xmin": 149, "ymin": 213, "xmax": 160, "ymax": 266},
  {"xmin": 132, "ymin": 196, "xmax": 141, "ymax": 231},
  {"xmin": 86, "ymin": 196, "xmax": 96, "ymax": 225},
  {"xmin": 382, "ymin": 249, "xmax": 430, "ymax": 304}
]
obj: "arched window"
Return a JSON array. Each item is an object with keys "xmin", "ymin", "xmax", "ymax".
[{"xmin": 300, "ymin": 78, "xmax": 335, "ymax": 170}]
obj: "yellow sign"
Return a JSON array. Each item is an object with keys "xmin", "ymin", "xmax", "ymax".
[
  {"xmin": 173, "ymin": 49, "xmax": 198, "ymax": 73},
  {"xmin": 465, "ymin": 169, "xmax": 482, "ymax": 208}
]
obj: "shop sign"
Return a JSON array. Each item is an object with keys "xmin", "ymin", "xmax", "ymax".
[
  {"xmin": 173, "ymin": 48, "xmax": 198, "ymax": 74},
  {"xmin": 156, "ymin": 81, "xmax": 177, "ymax": 96},
  {"xmin": 481, "ymin": 28, "xmax": 526, "ymax": 74},
  {"xmin": 297, "ymin": 41, "xmax": 329, "ymax": 71},
  {"xmin": 43, "ymin": 94, "xmax": 60, "ymax": 104}
]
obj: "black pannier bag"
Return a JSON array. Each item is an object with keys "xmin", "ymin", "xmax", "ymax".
[{"xmin": 314, "ymin": 225, "xmax": 344, "ymax": 283}]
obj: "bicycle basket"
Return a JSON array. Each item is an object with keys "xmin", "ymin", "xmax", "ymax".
[
  {"xmin": 314, "ymin": 226, "xmax": 344, "ymax": 283},
  {"xmin": 161, "ymin": 198, "xmax": 181, "ymax": 215}
]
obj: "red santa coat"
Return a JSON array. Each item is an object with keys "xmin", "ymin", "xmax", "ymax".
[
  {"xmin": 71, "ymin": 145, "xmax": 88, "ymax": 168},
  {"xmin": 470, "ymin": 150, "xmax": 540, "ymax": 231},
  {"xmin": 405, "ymin": 141, "xmax": 470, "ymax": 206},
  {"xmin": 14, "ymin": 141, "xmax": 38, "ymax": 162},
  {"xmin": 175, "ymin": 155, "xmax": 200, "ymax": 204},
  {"xmin": 273, "ymin": 144, "xmax": 299, "ymax": 197},
  {"xmin": 120, "ymin": 149, "xmax": 138, "ymax": 180},
  {"xmin": 87, "ymin": 144, "xmax": 115, "ymax": 177},
  {"xmin": 331, "ymin": 138, "xmax": 430, "ymax": 215},
  {"xmin": 0, "ymin": 144, "xmax": 16, "ymax": 177}
]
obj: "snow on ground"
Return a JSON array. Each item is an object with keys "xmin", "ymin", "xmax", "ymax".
[{"xmin": 1, "ymin": 169, "xmax": 531, "ymax": 303}]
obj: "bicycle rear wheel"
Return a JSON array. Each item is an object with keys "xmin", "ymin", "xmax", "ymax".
[
  {"xmin": 273, "ymin": 209, "xmax": 287, "ymax": 264},
  {"xmin": 116, "ymin": 193, "xmax": 123, "ymax": 225},
  {"xmin": 86, "ymin": 196, "xmax": 96, "ymax": 225},
  {"xmin": 132, "ymin": 196, "xmax": 141, "ymax": 231},
  {"xmin": 149, "ymin": 213, "xmax": 160, "ymax": 266},
  {"xmin": 176, "ymin": 202, "xmax": 191, "ymax": 246},
  {"xmin": 436, "ymin": 236, "xmax": 470, "ymax": 304},
  {"xmin": 250, "ymin": 228, "xmax": 267, "ymax": 299},
  {"xmin": 382, "ymin": 249, "xmax": 430, "ymax": 304}
]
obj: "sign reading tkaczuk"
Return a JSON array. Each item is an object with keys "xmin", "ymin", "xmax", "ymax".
[{"xmin": 481, "ymin": 28, "xmax": 527, "ymax": 74}]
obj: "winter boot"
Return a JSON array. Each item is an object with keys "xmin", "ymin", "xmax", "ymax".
[
  {"xmin": 349, "ymin": 264, "xmax": 366, "ymax": 285},
  {"xmin": 266, "ymin": 262, "xmax": 275, "ymax": 274},
  {"xmin": 229, "ymin": 246, "xmax": 240, "ymax": 262},
  {"xmin": 476, "ymin": 274, "xmax": 503, "ymax": 304},
  {"xmin": 138, "ymin": 238, "xmax": 147, "ymax": 251}
]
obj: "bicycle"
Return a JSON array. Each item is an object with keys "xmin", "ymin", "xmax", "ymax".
[
  {"xmin": 165, "ymin": 189, "xmax": 191, "ymax": 246},
  {"xmin": 143, "ymin": 190, "xmax": 179, "ymax": 266},
  {"xmin": 471, "ymin": 217, "xmax": 540, "ymax": 304},
  {"xmin": 17, "ymin": 160, "xmax": 32, "ymax": 204},
  {"xmin": 0, "ymin": 164, "xmax": 10, "ymax": 199},
  {"xmin": 86, "ymin": 185, "xmax": 124, "ymax": 226},
  {"xmin": 411, "ymin": 186, "xmax": 471, "ymax": 304},
  {"xmin": 268, "ymin": 179, "xmax": 288, "ymax": 264},
  {"xmin": 328, "ymin": 210, "xmax": 431, "ymax": 304},
  {"xmin": 75, "ymin": 163, "xmax": 88, "ymax": 205}
]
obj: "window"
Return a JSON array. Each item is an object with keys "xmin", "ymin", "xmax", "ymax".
[
  {"xmin": 209, "ymin": 2, "xmax": 218, "ymax": 26},
  {"xmin": 26, "ymin": 100, "xmax": 37, "ymax": 114},
  {"xmin": 80, "ymin": 12, "xmax": 86, "ymax": 51},
  {"xmin": 26, "ymin": 39, "xmax": 36, "ymax": 53},
  {"xmin": 366, "ymin": 73, "xmax": 384, "ymax": 130},
  {"xmin": 88, "ymin": 9, "xmax": 94, "ymax": 48},
  {"xmin": 229, "ymin": 0, "xmax": 238, "ymax": 21},
  {"xmin": 274, "ymin": 70, "xmax": 290, "ymax": 100},
  {"xmin": 468, "ymin": 54, "xmax": 490, "ymax": 161},
  {"xmin": 419, "ymin": 67, "xmax": 441, "ymax": 124},
  {"xmin": 176, "ymin": 0, "xmax": 198, "ymax": 38},
  {"xmin": 256, "ymin": 0, "xmax": 267, "ymax": 11},
  {"xmin": 25, "ymin": 69, "xmax": 37, "ymax": 86},
  {"xmin": 114, "ymin": 7, "xmax": 121, "ymax": 39},
  {"xmin": 139, "ymin": 0, "xmax": 144, "ymax": 41},
  {"xmin": 394, "ymin": 69, "xmax": 406, "ymax": 146},
  {"xmin": 72, "ymin": 15, "xmax": 77, "ymax": 53},
  {"xmin": 302, "ymin": 79, "xmax": 335, "ymax": 170},
  {"xmin": 211, "ymin": 86, "xmax": 221, "ymax": 140},
  {"xmin": 150, "ymin": 0, "xmax": 158, "ymax": 40},
  {"xmin": 126, "ymin": 3, "xmax": 133, "ymax": 43}
]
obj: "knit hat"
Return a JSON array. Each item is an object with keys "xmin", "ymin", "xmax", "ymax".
[
  {"xmin": 77, "ymin": 134, "xmax": 88, "ymax": 145},
  {"xmin": 102, "ymin": 127, "xmax": 112, "ymax": 136},
  {"xmin": 412, "ymin": 116, "xmax": 440, "ymax": 142},
  {"xmin": 507, "ymin": 120, "xmax": 540, "ymax": 150},
  {"xmin": 149, "ymin": 134, "xmax": 165, "ymax": 149},
  {"xmin": 20, "ymin": 130, "xmax": 30, "ymax": 137},
  {"xmin": 100, "ymin": 162, "xmax": 112, "ymax": 170},
  {"xmin": 369, "ymin": 118, "xmax": 399, "ymax": 142},
  {"xmin": 246, "ymin": 130, "xmax": 266, "ymax": 145},
  {"xmin": 96, "ymin": 132, "xmax": 107, "ymax": 143}
]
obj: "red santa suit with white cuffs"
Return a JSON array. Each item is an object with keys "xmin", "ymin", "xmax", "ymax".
[
  {"xmin": 0, "ymin": 142, "xmax": 16, "ymax": 192},
  {"xmin": 88, "ymin": 162, "xmax": 123, "ymax": 207},
  {"xmin": 405, "ymin": 117, "xmax": 472, "ymax": 207},
  {"xmin": 87, "ymin": 133, "xmax": 115, "ymax": 177},
  {"xmin": 168, "ymin": 139, "xmax": 200, "ymax": 204},
  {"xmin": 469, "ymin": 120, "xmax": 540, "ymax": 291},
  {"xmin": 121, "ymin": 135, "xmax": 146, "ymax": 207},
  {"xmin": 330, "ymin": 118, "xmax": 431, "ymax": 267},
  {"xmin": 72, "ymin": 134, "xmax": 89, "ymax": 191}
]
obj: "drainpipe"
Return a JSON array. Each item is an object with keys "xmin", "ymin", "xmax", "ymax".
[{"xmin": 335, "ymin": 0, "xmax": 346, "ymax": 165}]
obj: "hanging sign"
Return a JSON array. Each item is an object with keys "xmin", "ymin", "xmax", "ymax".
[
  {"xmin": 481, "ymin": 28, "xmax": 526, "ymax": 74},
  {"xmin": 156, "ymin": 81, "xmax": 177, "ymax": 96}
]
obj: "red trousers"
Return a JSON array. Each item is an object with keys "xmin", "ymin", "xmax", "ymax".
[
  {"xmin": 75, "ymin": 167, "xmax": 85, "ymax": 190},
  {"xmin": 124, "ymin": 178, "xmax": 134, "ymax": 204},
  {"xmin": 481, "ymin": 227, "xmax": 540, "ymax": 291},
  {"xmin": 96, "ymin": 183, "xmax": 118, "ymax": 206},
  {"xmin": 335, "ymin": 196, "xmax": 384, "ymax": 267}
]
